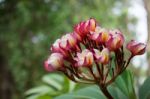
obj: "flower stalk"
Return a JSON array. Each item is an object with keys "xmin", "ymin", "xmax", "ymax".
[{"xmin": 44, "ymin": 18, "xmax": 146, "ymax": 99}]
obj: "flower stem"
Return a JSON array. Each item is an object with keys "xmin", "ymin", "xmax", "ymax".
[{"xmin": 98, "ymin": 85, "xmax": 113, "ymax": 99}]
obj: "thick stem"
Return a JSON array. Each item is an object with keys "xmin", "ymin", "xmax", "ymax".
[{"xmin": 98, "ymin": 85, "xmax": 113, "ymax": 99}]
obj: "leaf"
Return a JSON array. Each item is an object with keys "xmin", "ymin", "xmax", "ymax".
[
  {"xmin": 37, "ymin": 95, "xmax": 53, "ymax": 99},
  {"xmin": 139, "ymin": 76, "xmax": 150, "ymax": 99},
  {"xmin": 42, "ymin": 73, "xmax": 64, "ymax": 90},
  {"xmin": 26, "ymin": 94, "xmax": 52, "ymax": 99},
  {"xmin": 25, "ymin": 73, "xmax": 77, "ymax": 99},
  {"xmin": 108, "ymin": 85, "xmax": 127, "ymax": 99},
  {"xmin": 54, "ymin": 85, "xmax": 106, "ymax": 99},
  {"xmin": 25, "ymin": 85, "xmax": 54, "ymax": 95},
  {"xmin": 114, "ymin": 70, "xmax": 136, "ymax": 99},
  {"xmin": 114, "ymin": 72, "xmax": 129, "ymax": 96},
  {"xmin": 62, "ymin": 77, "xmax": 76, "ymax": 92},
  {"xmin": 55, "ymin": 85, "xmax": 128, "ymax": 99}
]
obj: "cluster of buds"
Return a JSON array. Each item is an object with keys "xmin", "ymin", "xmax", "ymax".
[{"xmin": 44, "ymin": 18, "xmax": 146, "ymax": 99}]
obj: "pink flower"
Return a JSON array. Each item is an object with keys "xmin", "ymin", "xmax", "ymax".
[
  {"xmin": 87, "ymin": 18, "xmax": 97, "ymax": 32},
  {"xmin": 91, "ymin": 27, "xmax": 109, "ymax": 43},
  {"xmin": 44, "ymin": 53, "xmax": 64, "ymax": 72},
  {"xmin": 72, "ymin": 32, "xmax": 82, "ymax": 42},
  {"xmin": 74, "ymin": 18, "xmax": 96, "ymax": 37},
  {"xmin": 74, "ymin": 49, "xmax": 94, "ymax": 67},
  {"xmin": 126, "ymin": 40, "xmax": 146, "ymax": 56},
  {"xmin": 51, "ymin": 39, "xmax": 61, "ymax": 52},
  {"xmin": 106, "ymin": 29, "xmax": 124, "ymax": 51},
  {"xmin": 60, "ymin": 33, "xmax": 77, "ymax": 50},
  {"xmin": 51, "ymin": 39, "xmax": 67, "ymax": 57},
  {"xmin": 93, "ymin": 48, "xmax": 109, "ymax": 64}
]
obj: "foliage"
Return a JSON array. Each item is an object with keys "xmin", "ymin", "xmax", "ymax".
[
  {"xmin": 139, "ymin": 76, "xmax": 150, "ymax": 99},
  {"xmin": 26, "ymin": 69, "xmax": 142, "ymax": 99},
  {"xmin": 25, "ymin": 73, "xmax": 76, "ymax": 99}
]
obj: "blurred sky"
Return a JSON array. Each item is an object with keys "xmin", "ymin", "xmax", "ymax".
[{"xmin": 128, "ymin": 0, "xmax": 148, "ymax": 71}]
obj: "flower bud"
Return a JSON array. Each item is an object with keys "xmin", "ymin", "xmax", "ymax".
[
  {"xmin": 51, "ymin": 39, "xmax": 61, "ymax": 52},
  {"xmin": 74, "ymin": 18, "xmax": 96, "ymax": 37},
  {"xmin": 60, "ymin": 33, "xmax": 77, "ymax": 50},
  {"xmin": 72, "ymin": 32, "xmax": 82, "ymax": 42},
  {"xmin": 106, "ymin": 30, "xmax": 124, "ymax": 51},
  {"xmin": 93, "ymin": 48, "xmax": 109, "ymax": 64},
  {"xmin": 91, "ymin": 27, "xmax": 109, "ymax": 43},
  {"xmin": 51, "ymin": 39, "xmax": 68, "ymax": 57},
  {"xmin": 126, "ymin": 40, "xmax": 146, "ymax": 56},
  {"xmin": 74, "ymin": 49, "xmax": 94, "ymax": 67},
  {"xmin": 87, "ymin": 18, "xmax": 97, "ymax": 32},
  {"xmin": 44, "ymin": 53, "xmax": 64, "ymax": 72}
]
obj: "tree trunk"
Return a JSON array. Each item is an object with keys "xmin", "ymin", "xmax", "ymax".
[
  {"xmin": 144, "ymin": 0, "xmax": 150, "ymax": 75},
  {"xmin": 0, "ymin": 42, "xmax": 14, "ymax": 99}
]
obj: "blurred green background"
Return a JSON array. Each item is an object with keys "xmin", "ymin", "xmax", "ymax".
[{"xmin": 0, "ymin": 0, "xmax": 150, "ymax": 99}]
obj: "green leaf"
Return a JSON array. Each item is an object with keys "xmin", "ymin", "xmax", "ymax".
[
  {"xmin": 108, "ymin": 86, "xmax": 127, "ymax": 99},
  {"xmin": 42, "ymin": 73, "xmax": 64, "ymax": 90},
  {"xmin": 139, "ymin": 76, "xmax": 150, "ymax": 99},
  {"xmin": 114, "ymin": 72, "xmax": 129, "ymax": 96},
  {"xmin": 114, "ymin": 70, "xmax": 136, "ymax": 99},
  {"xmin": 25, "ymin": 85, "xmax": 54, "ymax": 95},
  {"xmin": 55, "ymin": 85, "xmax": 128, "ymax": 99},
  {"xmin": 55, "ymin": 85, "xmax": 106, "ymax": 99},
  {"xmin": 37, "ymin": 95, "xmax": 53, "ymax": 99}
]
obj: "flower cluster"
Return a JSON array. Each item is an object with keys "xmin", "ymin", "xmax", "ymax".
[{"xmin": 44, "ymin": 18, "xmax": 146, "ymax": 87}]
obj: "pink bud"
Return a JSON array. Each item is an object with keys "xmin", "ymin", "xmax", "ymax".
[
  {"xmin": 91, "ymin": 27, "xmax": 109, "ymax": 43},
  {"xmin": 51, "ymin": 39, "xmax": 68, "ymax": 57},
  {"xmin": 93, "ymin": 48, "xmax": 109, "ymax": 64},
  {"xmin": 60, "ymin": 33, "xmax": 77, "ymax": 50},
  {"xmin": 87, "ymin": 18, "xmax": 97, "ymax": 32},
  {"xmin": 72, "ymin": 32, "xmax": 82, "ymax": 42},
  {"xmin": 44, "ymin": 53, "xmax": 64, "ymax": 72},
  {"xmin": 51, "ymin": 39, "xmax": 61, "ymax": 52},
  {"xmin": 74, "ymin": 18, "xmax": 96, "ymax": 37},
  {"xmin": 126, "ymin": 40, "xmax": 146, "ymax": 56},
  {"xmin": 74, "ymin": 49, "xmax": 94, "ymax": 67},
  {"xmin": 106, "ymin": 30, "xmax": 124, "ymax": 51}
]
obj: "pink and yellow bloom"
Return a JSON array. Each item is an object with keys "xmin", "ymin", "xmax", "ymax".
[
  {"xmin": 74, "ymin": 18, "xmax": 96, "ymax": 37},
  {"xmin": 60, "ymin": 33, "xmax": 77, "ymax": 50},
  {"xmin": 44, "ymin": 18, "xmax": 147, "ymax": 96},
  {"xmin": 44, "ymin": 53, "xmax": 64, "ymax": 72},
  {"xmin": 51, "ymin": 38, "xmax": 62, "ymax": 52},
  {"xmin": 74, "ymin": 49, "xmax": 94, "ymax": 67},
  {"xmin": 51, "ymin": 39, "xmax": 68, "ymax": 57},
  {"xmin": 72, "ymin": 32, "xmax": 82, "ymax": 42},
  {"xmin": 93, "ymin": 48, "xmax": 109, "ymax": 64},
  {"xmin": 91, "ymin": 27, "xmax": 109, "ymax": 43},
  {"xmin": 106, "ymin": 29, "xmax": 124, "ymax": 51},
  {"xmin": 126, "ymin": 40, "xmax": 146, "ymax": 56}
]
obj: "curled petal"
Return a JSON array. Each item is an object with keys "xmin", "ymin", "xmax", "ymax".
[
  {"xmin": 90, "ymin": 27, "xmax": 109, "ymax": 43},
  {"xmin": 106, "ymin": 30, "xmax": 124, "ymax": 51},
  {"xmin": 126, "ymin": 40, "xmax": 146, "ymax": 56},
  {"xmin": 100, "ymin": 33, "xmax": 109, "ymax": 43},
  {"xmin": 50, "ymin": 39, "xmax": 69, "ymax": 57},
  {"xmin": 74, "ymin": 49, "xmax": 94, "ymax": 67},
  {"xmin": 72, "ymin": 32, "xmax": 82, "ymax": 42},
  {"xmin": 93, "ymin": 48, "xmax": 109, "ymax": 64},
  {"xmin": 44, "ymin": 53, "xmax": 64, "ymax": 72},
  {"xmin": 88, "ymin": 18, "xmax": 97, "ymax": 32},
  {"xmin": 51, "ymin": 39, "xmax": 61, "ymax": 52},
  {"xmin": 59, "ymin": 33, "xmax": 77, "ymax": 50},
  {"xmin": 93, "ymin": 49, "xmax": 101, "ymax": 59},
  {"xmin": 74, "ymin": 18, "xmax": 97, "ymax": 37}
]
